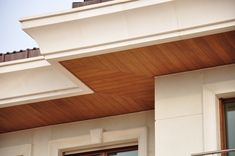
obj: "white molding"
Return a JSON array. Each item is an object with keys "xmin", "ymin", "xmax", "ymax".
[
  {"xmin": 0, "ymin": 87, "xmax": 82, "ymax": 108},
  {"xmin": 202, "ymin": 87, "xmax": 219, "ymax": 151},
  {"xmin": 45, "ymin": 20, "xmax": 235, "ymax": 62},
  {"xmin": 0, "ymin": 56, "xmax": 44, "ymax": 67},
  {"xmin": 202, "ymin": 80, "xmax": 235, "ymax": 151},
  {"xmin": 0, "ymin": 144, "xmax": 31, "ymax": 156},
  {"xmin": 49, "ymin": 127, "xmax": 147, "ymax": 156},
  {"xmin": 0, "ymin": 56, "xmax": 50, "ymax": 74},
  {"xmin": 90, "ymin": 128, "xmax": 103, "ymax": 144}
]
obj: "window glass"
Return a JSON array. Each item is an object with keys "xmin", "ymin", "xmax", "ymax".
[
  {"xmin": 70, "ymin": 153, "xmax": 100, "ymax": 156},
  {"xmin": 225, "ymin": 101, "xmax": 235, "ymax": 156},
  {"xmin": 108, "ymin": 150, "xmax": 138, "ymax": 156}
]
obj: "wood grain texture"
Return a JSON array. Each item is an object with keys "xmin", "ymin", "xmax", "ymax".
[
  {"xmin": 0, "ymin": 31, "xmax": 234, "ymax": 133},
  {"xmin": 219, "ymin": 99, "xmax": 227, "ymax": 156}
]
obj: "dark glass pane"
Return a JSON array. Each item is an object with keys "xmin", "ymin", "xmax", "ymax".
[
  {"xmin": 66, "ymin": 146, "xmax": 138, "ymax": 156},
  {"xmin": 225, "ymin": 101, "xmax": 235, "ymax": 156},
  {"xmin": 108, "ymin": 150, "xmax": 138, "ymax": 156},
  {"xmin": 70, "ymin": 154, "xmax": 100, "ymax": 156},
  {"xmin": 68, "ymin": 152, "xmax": 101, "ymax": 156}
]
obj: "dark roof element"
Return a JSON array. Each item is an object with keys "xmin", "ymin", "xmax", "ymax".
[
  {"xmin": 72, "ymin": 0, "xmax": 113, "ymax": 8},
  {"xmin": 0, "ymin": 48, "xmax": 41, "ymax": 63}
]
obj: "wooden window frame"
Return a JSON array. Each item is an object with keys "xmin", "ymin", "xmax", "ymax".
[
  {"xmin": 66, "ymin": 145, "xmax": 138, "ymax": 156},
  {"xmin": 219, "ymin": 98, "xmax": 235, "ymax": 156}
]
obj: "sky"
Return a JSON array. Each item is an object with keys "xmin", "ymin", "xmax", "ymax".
[{"xmin": 0, "ymin": 0, "xmax": 84, "ymax": 53}]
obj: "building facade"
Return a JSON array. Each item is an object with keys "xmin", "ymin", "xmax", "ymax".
[{"xmin": 0, "ymin": 0, "xmax": 235, "ymax": 156}]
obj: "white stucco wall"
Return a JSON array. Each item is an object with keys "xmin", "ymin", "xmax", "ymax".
[
  {"xmin": 155, "ymin": 64, "xmax": 235, "ymax": 156},
  {"xmin": 0, "ymin": 110, "xmax": 154, "ymax": 156}
]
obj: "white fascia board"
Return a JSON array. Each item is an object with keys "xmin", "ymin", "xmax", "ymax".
[
  {"xmin": 0, "ymin": 56, "xmax": 50, "ymax": 74},
  {"xmin": 0, "ymin": 87, "xmax": 91, "ymax": 108},
  {"xmin": 20, "ymin": 0, "xmax": 171, "ymax": 29},
  {"xmin": 20, "ymin": 0, "xmax": 235, "ymax": 62},
  {"xmin": 0, "ymin": 58, "xmax": 93, "ymax": 108},
  {"xmin": 46, "ymin": 21, "xmax": 235, "ymax": 62}
]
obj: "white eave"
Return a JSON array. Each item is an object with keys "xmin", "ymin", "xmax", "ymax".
[
  {"xmin": 0, "ymin": 56, "xmax": 93, "ymax": 108},
  {"xmin": 20, "ymin": 0, "xmax": 168, "ymax": 29},
  {"xmin": 0, "ymin": 56, "xmax": 49, "ymax": 74},
  {"xmin": 20, "ymin": 0, "xmax": 235, "ymax": 62}
]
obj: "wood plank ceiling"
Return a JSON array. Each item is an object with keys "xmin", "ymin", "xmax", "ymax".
[{"xmin": 0, "ymin": 31, "xmax": 235, "ymax": 133}]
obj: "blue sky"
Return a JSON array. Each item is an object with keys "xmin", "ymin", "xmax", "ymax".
[{"xmin": 0, "ymin": 0, "xmax": 83, "ymax": 53}]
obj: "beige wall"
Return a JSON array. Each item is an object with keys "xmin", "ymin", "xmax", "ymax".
[
  {"xmin": 155, "ymin": 64, "xmax": 235, "ymax": 156},
  {"xmin": 0, "ymin": 110, "xmax": 154, "ymax": 156}
]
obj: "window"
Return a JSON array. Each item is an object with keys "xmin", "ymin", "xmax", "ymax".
[
  {"xmin": 65, "ymin": 146, "xmax": 138, "ymax": 156},
  {"xmin": 220, "ymin": 98, "xmax": 235, "ymax": 156}
]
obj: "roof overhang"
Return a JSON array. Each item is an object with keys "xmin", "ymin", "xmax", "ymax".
[
  {"xmin": 20, "ymin": 0, "xmax": 235, "ymax": 61},
  {"xmin": 0, "ymin": 60, "xmax": 93, "ymax": 108},
  {"xmin": 0, "ymin": 0, "xmax": 235, "ymax": 133}
]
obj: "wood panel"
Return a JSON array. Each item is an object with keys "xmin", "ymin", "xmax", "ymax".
[
  {"xmin": 0, "ymin": 31, "xmax": 234, "ymax": 133},
  {"xmin": 219, "ymin": 99, "xmax": 227, "ymax": 156}
]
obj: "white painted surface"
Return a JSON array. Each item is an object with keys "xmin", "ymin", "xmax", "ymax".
[
  {"xmin": 156, "ymin": 115, "xmax": 203, "ymax": 156},
  {"xmin": 0, "ymin": 64, "xmax": 93, "ymax": 108},
  {"xmin": 156, "ymin": 71, "xmax": 203, "ymax": 119},
  {"xmin": 50, "ymin": 127, "xmax": 147, "ymax": 156},
  {"xmin": 0, "ymin": 66, "xmax": 75, "ymax": 99},
  {"xmin": 175, "ymin": 0, "xmax": 235, "ymax": 29},
  {"xmin": 90, "ymin": 128, "xmax": 103, "ymax": 144},
  {"xmin": 0, "ymin": 56, "xmax": 49, "ymax": 74},
  {"xmin": 202, "ymin": 65, "xmax": 235, "ymax": 151},
  {"xmin": 202, "ymin": 88, "xmax": 219, "ymax": 151},
  {"xmin": 0, "ymin": 110, "xmax": 154, "ymax": 156},
  {"xmin": 20, "ymin": 0, "xmax": 235, "ymax": 60},
  {"xmin": 155, "ymin": 64, "xmax": 235, "ymax": 156},
  {"xmin": 0, "ymin": 144, "xmax": 31, "ymax": 156}
]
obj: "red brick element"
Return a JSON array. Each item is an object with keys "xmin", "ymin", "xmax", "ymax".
[
  {"xmin": 0, "ymin": 54, "xmax": 4, "ymax": 63},
  {"xmin": 0, "ymin": 48, "xmax": 41, "ymax": 63},
  {"xmin": 4, "ymin": 51, "xmax": 28, "ymax": 62},
  {"xmin": 72, "ymin": 0, "xmax": 113, "ymax": 8},
  {"xmin": 28, "ymin": 48, "xmax": 41, "ymax": 57}
]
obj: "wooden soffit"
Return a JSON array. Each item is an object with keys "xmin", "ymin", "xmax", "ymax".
[{"xmin": 0, "ymin": 31, "xmax": 235, "ymax": 133}]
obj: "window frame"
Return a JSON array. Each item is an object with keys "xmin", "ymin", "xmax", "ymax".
[
  {"xmin": 220, "ymin": 98, "xmax": 235, "ymax": 156},
  {"xmin": 65, "ymin": 145, "xmax": 138, "ymax": 156}
]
